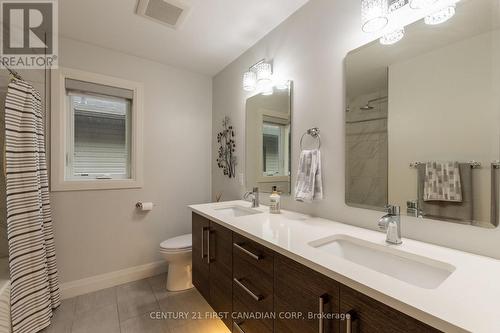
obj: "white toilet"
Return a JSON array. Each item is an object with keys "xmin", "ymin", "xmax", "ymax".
[{"xmin": 159, "ymin": 234, "xmax": 194, "ymax": 291}]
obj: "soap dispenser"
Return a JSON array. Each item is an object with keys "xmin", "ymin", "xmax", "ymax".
[{"xmin": 269, "ymin": 186, "xmax": 281, "ymax": 214}]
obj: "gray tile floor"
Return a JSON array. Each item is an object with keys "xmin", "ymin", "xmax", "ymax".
[{"xmin": 42, "ymin": 274, "xmax": 230, "ymax": 333}]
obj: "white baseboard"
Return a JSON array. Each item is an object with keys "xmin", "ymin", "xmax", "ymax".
[{"xmin": 60, "ymin": 261, "xmax": 167, "ymax": 299}]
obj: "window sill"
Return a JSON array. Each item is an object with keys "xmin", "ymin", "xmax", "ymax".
[
  {"xmin": 257, "ymin": 175, "xmax": 290, "ymax": 183},
  {"xmin": 50, "ymin": 179, "xmax": 143, "ymax": 192}
]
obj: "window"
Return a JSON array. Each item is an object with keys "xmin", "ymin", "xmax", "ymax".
[
  {"xmin": 51, "ymin": 69, "xmax": 143, "ymax": 191},
  {"xmin": 262, "ymin": 122, "xmax": 286, "ymax": 176},
  {"xmin": 258, "ymin": 112, "xmax": 290, "ymax": 181}
]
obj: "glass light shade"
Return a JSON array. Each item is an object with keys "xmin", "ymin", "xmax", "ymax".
[
  {"xmin": 424, "ymin": 4, "xmax": 456, "ymax": 25},
  {"xmin": 361, "ymin": 0, "xmax": 389, "ymax": 33},
  {"xmin": 243, "ymin": 71, "xmax": 257, "ymax": 91},
  {"xmin": 409, "ymin": 0, "xmax": 438, "ymax": 9},
  {"xmin": 255, "ymin": 62, "xmax": 272, "ymax": 82},
  {"xmin": 380, "ymin": 27, "xmax": 405, "ymax": 45},
  {"xmin": 388, "ymin": 0, "xmax": 406, "ymax": 12}
]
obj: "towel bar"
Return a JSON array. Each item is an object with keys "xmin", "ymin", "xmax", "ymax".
[
  {"xmin": 409, "ymin": 161, "xmax": 482, "ymax": 169},
  {"xmin": 300, "ymin": 127, "xmax": 321, "ymax": 150}
]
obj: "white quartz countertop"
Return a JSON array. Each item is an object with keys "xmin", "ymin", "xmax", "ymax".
[{"xmin": 189, "ymin": 200, "xmax": 500, "ymax": 333}]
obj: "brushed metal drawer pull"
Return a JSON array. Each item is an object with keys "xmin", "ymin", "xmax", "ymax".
[
  {"xmin": 233, "ymin": 321, "xmax": 246, "ymax": 333},
  {"xmin": 206, "ymin": 228, "xmax": 211, "ymax": 264},
  {"xmin": 233, "ymin": 243, "xmax": 262, "ymax": 260},
  {"xmin": 201, "ymin": 227, "xmax": 209, "ymax": 259},
  {"xmin": 319, "ymin": 295, "xmax": 325, "ymax": 333},
  {"xmin": 233, "ymin": 278, "xmax": 263, "ymax": 301},
  {"xmin": 346, "ymin": 310, "xmax": 358, "ymax": 333}
]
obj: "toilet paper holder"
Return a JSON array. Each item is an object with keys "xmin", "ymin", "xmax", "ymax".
[{"xmin": 135, "ymin": 202, "xmax": 154, "ymax": 210}]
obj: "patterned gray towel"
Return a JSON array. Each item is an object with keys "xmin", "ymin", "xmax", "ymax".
[
  {"xmin": 294, "ymin": 149, "xmax": 323, "ymax": 202},
  {"xmin": 424, "ymin": 161, "xmax": 462, "ymax": 202}
]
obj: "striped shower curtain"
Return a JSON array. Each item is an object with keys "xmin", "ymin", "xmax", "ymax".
[{"xmin": 4, "ymin": 79, "xmax": 60, "ymax": 333}]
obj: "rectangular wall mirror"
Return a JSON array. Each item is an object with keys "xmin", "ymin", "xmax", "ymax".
[
  {"xmin": 246, "ymin": 84, "xmax": 292, "ymax": 194},
  {"xmin": 345, "ymin": 0, "xmax": 500, "ymax": 228}
]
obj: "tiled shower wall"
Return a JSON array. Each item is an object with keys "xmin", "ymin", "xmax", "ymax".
[{"xmin": 345, "ymin": 91, "xmax": 388, "ymax": 210}]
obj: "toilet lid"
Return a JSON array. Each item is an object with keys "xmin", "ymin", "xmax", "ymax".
[{"xmin": 160, "ymin": 234, "xmax": 192, "ymax": 250}]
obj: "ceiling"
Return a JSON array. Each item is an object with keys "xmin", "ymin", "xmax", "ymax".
[{"xmin": 59, "ymin": 0, "xmax": 309, "ymax": 76}]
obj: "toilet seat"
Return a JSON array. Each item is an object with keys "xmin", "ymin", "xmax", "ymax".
[
  {"xmin": 160, "ymin": 247, "xmax": 191, "ymax": 254},
  {"xmin": 160, "ymin": 234, "xmax": 192, "ymax": 252}
]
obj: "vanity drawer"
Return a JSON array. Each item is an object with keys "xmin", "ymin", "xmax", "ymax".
[
  {"xmin": 232, "ymin": 234, "xmax": 274, "ymax": 332},
  {"xmin": 339, "ymin": 285, "xmax": 442, "ymax": 333},
  {"xmin": 233, "ymin": 233, "xmax": 274, "ymax": 275},
  {"xmin": 275, "ymin": 255, "xmax": 340, "ymax": 333},
  {"xmin": 233, "ymin": 254, "xmax": 273, "ymax": 312},
  {"xmin": 233, "ymin": 296, "xmax": 274, "ymax": 333}
]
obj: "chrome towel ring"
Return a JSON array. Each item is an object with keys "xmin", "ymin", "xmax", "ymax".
[{"xmin": 300, "ymin": 127, "xmax": 321, "ymax": 150}]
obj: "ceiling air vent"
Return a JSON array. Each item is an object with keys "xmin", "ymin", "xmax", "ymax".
[{"xmin": 136, "ymin": 0, "xmax": 190, "ymax": 30}]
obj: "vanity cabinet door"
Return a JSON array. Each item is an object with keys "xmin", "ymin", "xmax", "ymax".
[
  {"xmin": 192, "ymin": 213, "xmax": 210, "ymax": 300},
  {"xmin": 339, "ymin": 286, "xmax": 442, "ymax": 333},
  {"xmin": 275, "ymin": 255, "xmax": 340, "ymax": 333},
  {"xmin": 208, "ymin": 221, "xmax": 233, "ymax": 329}
]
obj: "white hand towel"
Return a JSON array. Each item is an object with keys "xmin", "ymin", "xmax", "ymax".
[{"xmin": 295, "ymin": 149, "xmax": 323, "ymax": 203}]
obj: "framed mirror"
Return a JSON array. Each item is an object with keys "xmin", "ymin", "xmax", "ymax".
[
  {"xmin": 345, "ymin": 0, "xmax": 500, "ymax": 228},
  {"xmin": 246, "ymin": 83, "xmax": 292, "ymax": 194}
]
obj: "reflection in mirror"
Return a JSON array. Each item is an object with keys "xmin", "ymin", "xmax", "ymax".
[
  {"xmin": 246, "ymin": 84, "xmax": 292, "ymax": 194},
  {"xmin": 345, "ymin": 0, "xmax": 500, "ymax": 228}
]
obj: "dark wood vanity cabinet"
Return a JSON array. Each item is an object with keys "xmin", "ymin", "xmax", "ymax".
[
  {"xmin": 275, "ymin": 255, "xmax": 340, "ymax": 333},
  {"xmin": 192, "ymin": 213, "xmax": 210, "ymax": 300},
  {"xmin": 339, "ymin": 286, "xmax": 442, "ymax": 333},
  {"xmin": 191, "ymin": 213, "xmax": 233, "ymax": 329},
  {"xmin": 192, "ymin": 213, "xmax": 442, "ymax": 333},
  {"xmin": 209, "ymin": 222, "xmax": 234, "ymax": 329}
]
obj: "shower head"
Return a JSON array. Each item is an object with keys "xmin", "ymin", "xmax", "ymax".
[{"xmin": 360, "ymin": 96, "xmax": 388, "ymax": 111}]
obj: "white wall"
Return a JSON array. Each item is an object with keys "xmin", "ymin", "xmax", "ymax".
[
  {"xmin": 212, "ymin": 0, "xmax": 500, "ymax": 259},
  {"xmin": 51, "ymin": 38, "xmax": 212, "ymax": 283},
  {"xmin": 389, "ymin": 31, "xmax": 499, "ymax": 226}
]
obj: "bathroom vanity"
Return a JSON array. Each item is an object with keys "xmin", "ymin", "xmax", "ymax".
[{"xmin": 190, "ymin": 201, "xmax": 500, "ymax": 333}]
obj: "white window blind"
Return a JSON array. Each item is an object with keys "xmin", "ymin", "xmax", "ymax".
[
  {"xmin": 262, "ymin": 122, "xmax": 283, "ymax": 176},
  {"xmin": 65, "ymin": 79, "xmax": 133, "ymax": 180}
]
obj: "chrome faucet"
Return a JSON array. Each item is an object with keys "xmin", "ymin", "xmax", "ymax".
[
  {"xmin": 243, "ymin": 187, "xmax": 259, "ymax": 208},
  {"xmin": 378, "ymin": 205, "xmax": 402, "ymax": 245}
]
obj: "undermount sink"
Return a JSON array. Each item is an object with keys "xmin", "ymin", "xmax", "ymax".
[
  {"xmin": 214, "ymin": 205, "xmax": 262, "ymax": 217},
  {"xmin": 309, "ymin": 234, "xmax": 455, "ymax": 289}
]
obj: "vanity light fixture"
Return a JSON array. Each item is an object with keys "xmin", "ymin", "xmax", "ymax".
[
  {"xmin": 242, "ymin": 59, "xmax": 279, "ymax": 95},
  {"xmin": 243, "ymin": 71, "xmax": 257, "ymax": 92},
  {"xmin": 363, "ymin": 0, "xmax": 461, "ymax": 46},
  {"xmin": 380, "ymin": 27, "xmax": 405, "ymax": 45},
  {"xmin": 255, "ymin": 62, "xmax": 273, "ymax": 95},
  {"xmin": 361, "ymin": 0, "xmax": 389, "ymax": 33},
  {"xmin": 424, "ymin": 3, "xmax": 456, "ymax": 25}
]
